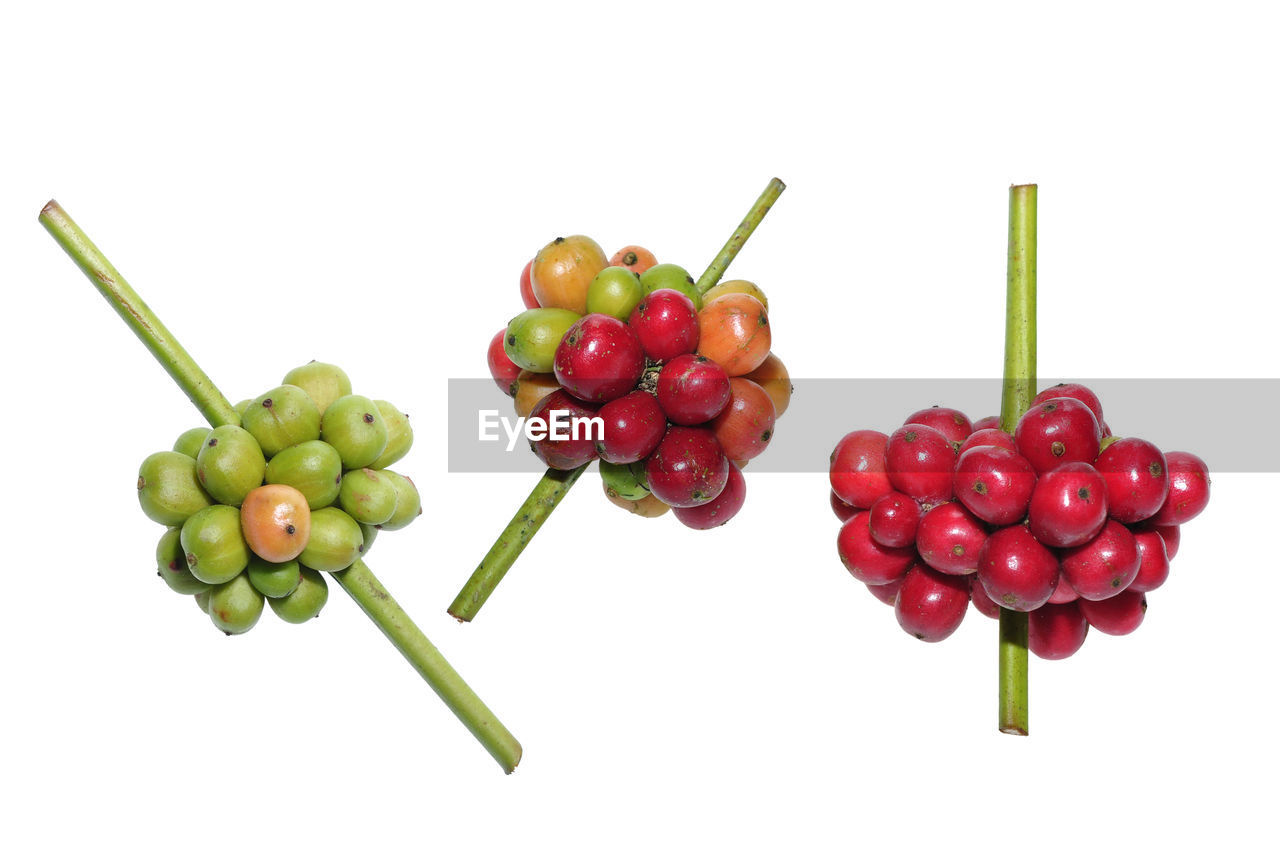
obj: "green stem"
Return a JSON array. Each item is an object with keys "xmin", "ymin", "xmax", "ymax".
[
  {"xmin": 39, "ymin": 201, "xmax": 241, "ymax": 429},
  {"xmin": 998, "ymin": 183, "xmax": 1037, "ymax": 736},
  {"xmin": 40, "ymin": 201, "xmax": 522, "ymax": 773},
  {"xmin": 695, "ymin": 177, "xmax": 787, "ymax": 294},
  {"xmin": 452, "ymin": 177, "xmax": 787, "ymax": 622},
  {"xmin": 335, "ymin": 560, "xmax": 521, "ymax": 772},
  {"xmin": 448, "ymin": 465, "xmax": 587, "ymax": 622}
]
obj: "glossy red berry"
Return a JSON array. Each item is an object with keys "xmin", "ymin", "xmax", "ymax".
[
  {"xmin": 628, "ymin": 289, "xmax": 699, "ymax": 363},
  {"xmin": 1150, "ymin": 522, "xmax": 1180, "ymax": 559},
  {"xmin": 969, "ymin": 576, "xmax": 1001, "ymax": 619},
  {"xmin": 915, "ymin": 501, "xmax": 988, "ymax": 576},
  {"xmin": 594, "ymin": 390, "xmax": 666, "ymax": 464},
  {"xmin": 1033, "ymin": 383, "xmax": 1104, "ymax": 425},
  {"xmin": 1128, "ymin": 529, "xmax": 1171, "ymax": 593},
  {"xmin": 831, "ymin": 491, "xmax": 860, "ymax": 523},
  {"xmin": 1094, "ymin": 437, "xmax": 1169, "ymax": 523},
  {"xmin": 527, "ymin": 390, "xmax": 601, "ymax": 470},
  {"xmin": 1047, "ymin": 579, "xmax": 1080, "ymax": 604},
  {"xmin": 1079, "ymin": 590, "xmax": 1147, "ymax": 636},
  {"xmin": 673, "ymin": 462, "xmax": 746, "ymax": 529},
  {"xmin": 829, "ymin": 430, "xmax": 894, "ymax": 509},
  {"xmin": 1028, "ymin": 461, "xmax": 1108, "ymax": 547},
  {"xmin": 977, "ymin": 525, "xmax": 1060, "ymax": 612},
  {"xmin": 953, "ymin": 446, "xmax": 1036, "ymax": 525},
  {"xmin": 885, "ymin": 425, "xmax": 955, "ymax": 505},
  {"xmin": 645, "ymin": 426, "xmax": 729, "ymax": 507},
  {"xmin": 957, "ymin": 428, "xmax": 1017, "ymax": 457},
  {"xmin": 972, "ymin": 415, "xmax": 1002, "ymax": 431},
  {"xmin": 553, "ymin": 314, "xmax": 645, "ymax": 403},
  {"xmin": 836, "ymin": 512, "xmax": 916, "ymax": 586},
  {"xmin": 1029, "ymin": 602, "xmax": 1089, "ymax": 660},
  {"xmin": 904, "ymin": 407, "xmax": 973, "ymax": 446},
  {"xmin": 867, "ymin": 576, "xmax": 904, "ymax": 606},
  {"xmin": 894, "ymin": 564, "xmax": 970, "ymax": 642},
  {"xmin": 519, "ymin": 259, "xmax": 539, "ymax": 308},
  {"xmin": 1060, "ymin": 519, "xmax": 1140, "ymax": 601},
  {"xmin": 1149, "ymin": 451, "xmax": 1211, "ymax": 525},
  {"xmin": 867, "ymin": 492, "xmax": 922, "ymax": 548},
  {"xmin": 656, "ymin": 354, "xmax": 731, "ymax": 425},
  {"xmin": 1014, "ymin": 398, "xmax": 1102, "ymax": 475},
  {"xmin": 487, "ymin": 329, "xmax": 521, "ymax": 397}
]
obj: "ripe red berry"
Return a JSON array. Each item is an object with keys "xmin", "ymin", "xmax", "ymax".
[
  {"xmin": 710, "ymin": 378, "xmax": 776, "ymax": 462},
  {"xmin": 1029, "ymin": 602, "xmax": 1089, "ymax": 660},
  {"xmin": 969, "ymin": 576, "xmax": 1001, "ymax": 619},
  {"xmin": 868, "ymin": 492, "xmax": 922, "ymax": 548},
  {"xmin": 645, "ymin": 426, "xmax": 729, "ymax": 507},
  {"xmin": 1079, "ymin": 590, "xmax": 1147, "ymax": 636},
  {"xmin": 829, "ymin": 430, "xmax": 894, "ymax": 508},
  {"xmin": 656, "ymin": 354, "xmax": 731, "ymax": 425},
  {"xmin": 953, "ymin": 446, "xmax": 1036, "ymax": 525},
  {"xmin": 867, "ymin": 576, "xmax": 904, "ymax": 606},
  {"xmin": 594, "ymin": 390, "xmax": 667, "ymax": 464},
  {"xmin": 977, "ymin": 525, "xmax": 1060, "ymax": 612},
  {"xmin": 894, "ymin": 564, "xmax": 970, "ymax": 642},
  {"xmin": 1047, "ymin": 579, "xmax": 1080, "ymax": 604},
  {"xmin": 1060, "ymin": 519, "xmax": 1140, "ymax": 601},
  {"xmin": 1128, "ymin": 529, "xmax": 1171, "ymax": 593},
  {"xmin": 527, "ymin": 390, "xmax": 602, "ymax": 470},
  {"xmin": 1149, "ymin": 451, "xmax": 1211, "ymax": 525},
  {"xmin": 904, "ymin": 406, "xmax": 973, "ymax": 446},
  {"xmin": 628, "ymin": 289, "xmax": 700, "ymax": 363},
  {"xmin": 831, "ymin": 491, "xmax": 860, "ymax": 523},
  {"xmin": 915, "ymin": 501, "xmax": 988, "ymax": 576},
  {"xmin": 1150, "ymin": 522, "xmax": 1180, "ymax": 559},
  {"xmin": 836, "ymin": 512, "xmax": 916, "ymax": 586},
  {"xmin": 972, "ymin": 415, "xmax": 1002, "ymax": 431},
  {"xmin": 957, "ymin": 428, "xmax": 1018, "ymax": 457},
  {"xmin": 1028, "ymin": 461, "xmax": 1108, "ymax": 547},
  {"xmin": 553, "ymin": 314, "xmax": 646, "ymax": 403},
  {"xmin": 673, "ymin": 462, "xmax": 746, "ymax": 529},
  {"xmin": 885, "ymin": 425, "xmax": 955, "ymax": 505},
  {"xmin": 1094, "ymin": 437, "xmax": 1169, "ymax": 523},
  {"xmin": 487, "ymin": 329, "xmax": 521, "ymax": 397},
  {"xmin": 1033, "ymin": 383, "xmax": 1104, "ymax": 424},
  {"xmin": 1014, "ymin": 398, "xmax": 1102, "ymax": 475},
  {"xmin": 519, "ymin": 259, "xmax": 539, "ymax": 308}
]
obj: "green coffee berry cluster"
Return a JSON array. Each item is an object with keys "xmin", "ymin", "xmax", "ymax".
[{"xmin": 140, "ymin": 361, "xmax": 422, "ymax": 635}]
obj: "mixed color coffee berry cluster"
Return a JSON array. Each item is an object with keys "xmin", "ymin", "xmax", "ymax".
[
  {"xmin": 829, "ymin": 383, "xmax": 1210, "ymax": 659},
  {"xmin": 138, "ymin": 362, "xmax": 422, "ymax": 635},
  {"xmin": 486, "ymin": 236, "xmax": 792, "ymax": 528}
]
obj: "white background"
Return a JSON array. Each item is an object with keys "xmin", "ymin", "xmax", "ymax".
[{"xmin": 1, "ymin": 3, "xmax": 1276, "ymax": 848}]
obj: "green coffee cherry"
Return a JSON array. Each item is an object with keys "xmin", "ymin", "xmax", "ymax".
[
  {"xmin": 208, "ymin": 573, "xmax": 265, "ymax": 635},
  {"xmin": 369, "ymin": 400, "xmax": 413, "ymax": 469},
  {"xmin": 194, "ymin": 589, "xmax": 212, "ymax": 613},
  {"xmin": 377, "ymin": 471, "xmax": 421, "ymax": 531},
  {"xmin": 195, "ymin": 425, "xmax": 266, "ymax": 506},
  {"xmin": 282, "ymin": 361, "xmax": 353, "ymax": 415},
  {"xmin": 338, "ymin": 468, "xmax": 398, "ymax": 525},
  {"xmin": 241, "ymin": 385, "xmax": 322, "ymax": 457},
  {"xmin": 233, "ymin": 399, "xmax": 253, "ymax": 418},
  {"xmin": 247, "ymin": 557, "xmax": 301, "ymax": 598},
  {"xmin": 137, "ymin": 451, "xmax": 215, "ymax": 526},
  {"xmin": 180, "ymin": 505, "xmax": 250, "ymax": 584},
  {"xmin": 359, "ymin": 523, "xmax": 379, "ymax": 555},
  {"xmin": 640, "ymin": 263, "xmax": 701, "ymax": 310},
  {"xmin": 504, "ymin": 308, "xmax": 581, "ymax": 372},
  {"xmin": 156, "ymin": 527, "xmax": 207, "ymax": 595},
  {"xmin": 172, "ymin": 428, "xmax": 212, "ymax": 459},
  {"xmin": 298, "ymin": 507, "xmax": 363, "ymax": 571},
  {"xmin": 586, "ymin": 266, "xmax": 645, "ymax": 320},
  {"xmin": 269, "ymin": 567, "xmax": 329, "ymax": 624},
  {"xmin": 321, "ymin": 395, "xmax": 387, "ymax": 469},
  {"xmin": 600, "ymin": 459, "xmax": 651, "ymax": 500},
  {"xmin": 264, "ymin": 440, "xmax": 342, "ymax": 509}
]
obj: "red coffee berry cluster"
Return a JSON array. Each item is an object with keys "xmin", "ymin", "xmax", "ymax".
[
  {"xmin": 488, "ymin": 240, "xmax": 793, "ymax": 529},
  {"xmin": 829, "ymin": 383, "xmax": 1210, "ymax": 659}
]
